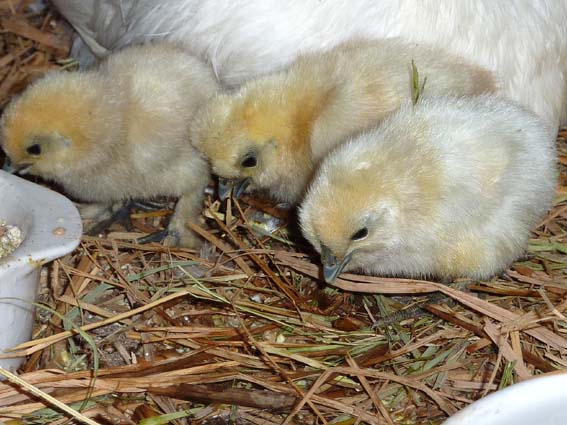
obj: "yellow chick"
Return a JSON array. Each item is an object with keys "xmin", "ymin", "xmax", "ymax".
[
  {"xmin": 1, "ymin": 43, "xmax": 219, "ymax": 247},
  {"xmin": 299, "ymin": 95, "xmax": 556, "ymax": 283},
  {"xmin": 191, "ymin": 39, "xmax": 496, "ymax": 204}
]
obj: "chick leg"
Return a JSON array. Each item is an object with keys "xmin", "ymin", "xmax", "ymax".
[
  {"xmin": 136, "ymin": 229, "xmax": 169, "ymax": 244},
  {"xmin": 165, "ymin": 190, "xmax": 205, "ymax": 248},
  {"xmin": 78, "ymin": 202, "xmax": 118, "ymax": 221},
  {"xmin": 372, "ymin": 280, "xmax": 471, "ymax": 329},
  {"xmin": 372, "ymin": 292, "xmax": 450, "ymax": 328},
  {"xmin": 82, "ymin": 200, "xmax": 165, "ymax": 236},
  {"xmin": 79, "ymin": 202, "xmax": 128, "ymax": 235}
]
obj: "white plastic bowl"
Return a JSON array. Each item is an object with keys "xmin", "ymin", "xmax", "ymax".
[
  {"xmin": 0, "ymin": 170, "xmax": 82, "ymax": 372},
  {"xmin": 443, "ymin": 373, "xmax": 567, "ymax": 425}
]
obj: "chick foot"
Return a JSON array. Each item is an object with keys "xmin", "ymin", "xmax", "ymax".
[
  {"xmin": 136, "ymin": 229, "xmax": 169, "ymax": 244},
  {"xmin": 135, "ymin": 224, "xmax": 201, "ymax": 248},
  {"xmin": 134, "ymin": 191, "xmax": 203, "ymax": 248},
  {"xmin": 80, "ymin": 202, "xmax": 129, "ymax": 235},
  {"xmin": 165, "ymin": 192, "xmax": 204, "ymax": 248},
  {"xmin": 83, "ymin": 200, "xmax": 170, "ymax": 236},
  {"xmin": 372, "ymin": 280, "xmax": 472, "ymax": 329}
]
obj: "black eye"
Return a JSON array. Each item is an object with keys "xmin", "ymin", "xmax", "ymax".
[
  {"xmin": 241, "ymin": 153, "xmax": 257, "ymax": 168},
  {"xmin": 26, "ymin": 144, "xmax": 41, "ymax": 156},
  {"xmin": 351, "ymin": 227, "xmax": 368, "ymax": 241}
]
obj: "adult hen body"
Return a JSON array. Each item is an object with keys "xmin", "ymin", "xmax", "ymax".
[
  {"xmin": 299, "ymin": 96, "xmax": 556, "ymax": 282},
  {"xmin": 53, "ymin": 0, "xmax": 567, "ymax": 129},
  {"xmin": 1, "ymin": 43, "xmax": 218, "ymax": 247}
]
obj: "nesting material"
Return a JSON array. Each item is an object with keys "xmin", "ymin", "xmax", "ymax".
[
  {"xmin": 0, "ymin": 0, "xmax": 72, "ymax": 110},
  {"xmin": 0, "ymin": 219, "xmax": 23, "ymax": 259}
]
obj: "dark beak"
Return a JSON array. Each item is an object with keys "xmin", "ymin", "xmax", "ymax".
[
  {"xmin": 2, "ymin": 157, "xmax": 15, "ymax": 173},
  {"xmin": 321, "ymin": 245, "xmax": 353, "ymax": 284},
  {"xmin": 2, "ymin": 158, "xmax": 31, "ymax": 174},
  {"xmin": 218, "ymin": 177, "xmax": 251, "ymax": 201}
]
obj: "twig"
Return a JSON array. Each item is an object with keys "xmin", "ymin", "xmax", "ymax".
[{"xmin": 0, "ymin": 367, "xmax": 102, "ymax": 425}]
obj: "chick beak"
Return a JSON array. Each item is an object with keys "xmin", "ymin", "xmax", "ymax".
[
  {"xmin": 218, "ymin": 177, "xmax": 251, "ymax": 201},
  {"xmin": 2, "ymin": 158, "xmax": 32, "ymax": 174},
  {"xmin": 2, "ymin": 158, "xmax": 14, "ymax": 173},
  {"xmin": 321, "ymin": 245, "xmax": 353, "ymax": 284}
]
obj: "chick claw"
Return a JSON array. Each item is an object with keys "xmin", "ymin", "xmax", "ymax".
[
  {"xmin": 135, "ymin": 228, "xmax": 199, "ymax": 248},
  {"xmin": 136, "ymin": 229, "xmax": 170, "ymax": 245},
  {"xmin": 371, "ymin": 280, "xmax": 473, "ymax": 329},
  {"xmin": 84, "ymin": 200, "xmax": 168, "ymax": 236}
]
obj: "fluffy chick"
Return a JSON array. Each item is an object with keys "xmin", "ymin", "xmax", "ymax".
[
  {"xmin": 299, "ymin": 95, "xmax": 556, "ymax": 283},
  {"xmin": 1, "ymin": 43, "xmax": 218, "ymax": 247},
  {"xmin": 191, "ymin": 38, "xmax": 496, "ymax": 204}
]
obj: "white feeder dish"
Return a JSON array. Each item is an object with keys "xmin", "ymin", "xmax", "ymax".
[
  {"xmin": 443, "ymin": 373, "xmax": 567, "ymax": 425},
  {"xmin": 0, "ymin": 170, "xmax": 82, "ymax": 373}
]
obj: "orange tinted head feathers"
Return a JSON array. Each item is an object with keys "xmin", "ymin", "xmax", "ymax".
[
  {"xmin": 300, "ymin": 159, "xmax": 397, "ymax": 258},
  {"xmin": 1, "ymin": 71, "xmax": 113, "ymax": 178},
  {"xmin": 191, "ymin": 76, "xmax": 331, "ymax": 201}
]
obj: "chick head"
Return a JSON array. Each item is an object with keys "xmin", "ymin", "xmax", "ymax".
[
  {"xmin": 192, "ymin": 81, "xmax": 324, "ymax": 202},
  {"xmin": 1, "ymin": 72, "xmax": 111, "ymax": 180},
  {"xmin": 300, "ymin": 132, "xmax": 441, "ymax": 283},
  {"xmin": 299, "ymin": 155, "xmax": 398, "ymax": 282}
]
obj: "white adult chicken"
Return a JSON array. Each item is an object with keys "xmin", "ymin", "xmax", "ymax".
[{"xmin": 52, "ymin": 0, "xmax": 567, "ymax": 129}]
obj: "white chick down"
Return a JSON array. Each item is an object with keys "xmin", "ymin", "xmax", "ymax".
[
  {"xmin": 191, "ymin": 39, "xmax": 496, "ymax": 204},
  {"xmin": 299, "ymin": 95, "xmax": 557, "ymax": 283},
  {"xmin": 0, "ymin": 43, "xmax": 219, "ymax": 247},
  {"xmin": 53, "ymin": 0, "xmax": 567, "ymax": 128}
]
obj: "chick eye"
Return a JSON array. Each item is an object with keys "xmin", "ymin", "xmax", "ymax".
[
  {"xmin": 241, "ymin": 153, "xmax": 257, "ymax": 168},
  {"xmin": 351, "ymin": 227, "xmax": 368, "ymax": 241},
  {"xmin": 26, "ymin": 144, "xmax": 41, "ymax": 156}
]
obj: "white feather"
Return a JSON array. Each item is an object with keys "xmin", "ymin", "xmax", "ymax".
[{"xmin": 53, "ymin": 0, "xmax": 567, "ymax": 129}]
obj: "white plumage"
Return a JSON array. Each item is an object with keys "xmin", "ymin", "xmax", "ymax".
[
  {"xmin": 53, "ymin": 0, "xmax": 567, "ymax": 129},
  {"xmin": 299, "ymin": 95, "xmax": 557, "ymax": 282}
]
